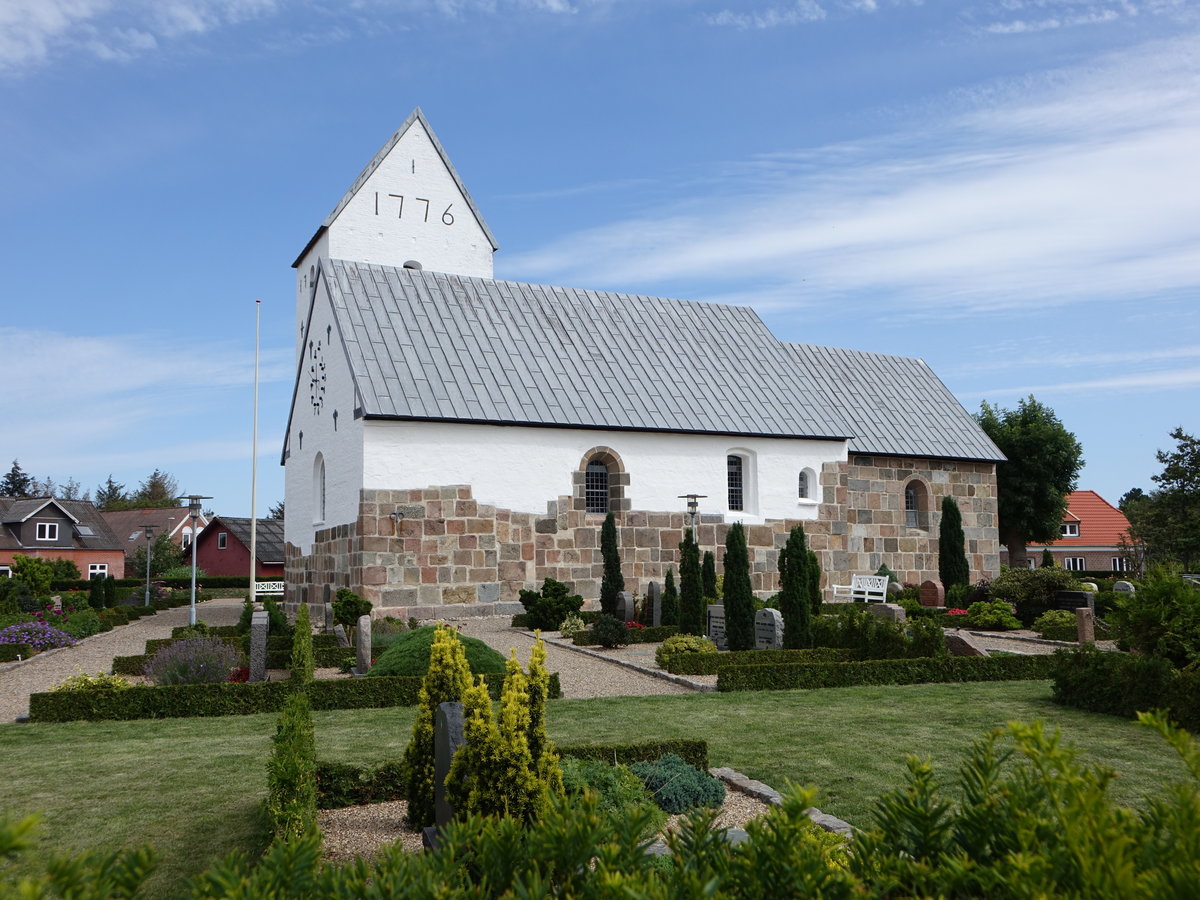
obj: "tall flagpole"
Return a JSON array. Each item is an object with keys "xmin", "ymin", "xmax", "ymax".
[{"xmin": 250, "ymin": 299, "xmax": 260, "ymax": 602}]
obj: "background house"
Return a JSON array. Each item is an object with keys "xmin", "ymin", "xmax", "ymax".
[
  {"xmin": 0, "ymin": 497, "xmax": 125, "ymax": 579},
  {"xmin": 194, "ymin": 517, "xmax": 285, "ymax": 579},
  {"xmin": 100, "ymin": 506, "xmax": 209, "ymax": 568},
  {"xmin": 1005, "ymin": 490, "xmax": 1133, "ymax": 573}
]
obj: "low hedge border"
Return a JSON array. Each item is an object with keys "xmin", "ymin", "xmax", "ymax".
[
  {"xmin": 28, "ymin": 671, "xmax": 562, "ymax": 722},
  {"xmin": 315, "ymin": 738, "xmax": 709, "ymax": 809},
  {"xmin": 572, "ymin": 625, "xmax": 679, "ymax": 646},
  {"xmin": 0, "ymin": 643, "xmax": 32, "ymax": 662},
  {"xmin": 110, "ymin": 645, "xmax": 357, "ymax": 676},
  {"xmin": 511, "ymin": 610, "xmax": 604, "ymax": 629},
  {"xmin": 663, "ymin": 647, "xmax": 863, "ymax": 676},
  {"xmin": 716, "ymin": 654, "xmax": 1057, "ymax": 692},
  {"xmin": 1051, "ymin": 645, "xmax": 1200, "ymax": 732}
]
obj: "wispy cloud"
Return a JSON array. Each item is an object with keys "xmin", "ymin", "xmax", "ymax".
[
  {"xmin": 974, "ymin": 0, "xmax": 1198, "ymax": 35},
  {"xmin": 505, "ymin": 34, "xmax": 1200, "ymax": 319},
  {"xmin": 705, "ymin": 0, "xmax": 921, "ymax": 30},
  {"xmin": 965, "ymin": 365, "xmax": 1200, "ymax": 400}
]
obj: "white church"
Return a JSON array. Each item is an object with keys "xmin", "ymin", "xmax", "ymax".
[{"xmin": 282, "ymin": 109, "xmax": 1003, "ymax": 618}]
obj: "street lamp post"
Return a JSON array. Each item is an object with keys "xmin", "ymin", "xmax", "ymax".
[
  {"xmin": 182, "ymin": 495, "xmax": 212, "ymax": 627},
  {"xmin": 677, "ymin": 494, "xmax": 706, "ymax": 535},
  {"xmin": 141, "ymin": 524, "xmax": 156, "ymax": 607}
]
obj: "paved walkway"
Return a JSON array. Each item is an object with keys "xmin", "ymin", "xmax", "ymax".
[{"xmin": 0, "ymin": 597, "xmax": 245, "ymax": 723}]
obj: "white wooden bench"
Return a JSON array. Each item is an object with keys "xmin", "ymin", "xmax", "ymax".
[{"xmin": 830, "ymin": 574, "xmax": 889, "ymax": 603}]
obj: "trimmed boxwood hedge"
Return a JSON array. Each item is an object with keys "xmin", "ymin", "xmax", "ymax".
[
  {"xmin": 1050, "ymin": 645, "xmax": 1200, "ymax": 732},
  {"xmin": 111, "ymin": 645, "xmax": 358, "ymax": 676},
  {"xmin": 716, "ymin": 654, "xmax": 1056, "ymax": 692},
  {"xmin": 511, "ymin": 610, "xmax": 604, "ymax": 629},
  {"xmin": 28, "ymin": 671, "xmax": 562, "ymax": 723},
  {"xmin": 572, "ymin": 625, "xmax": 679, "ymax": 646},
  {"xmin": 314, "ymin": 738, "xmax": 709, "ymax": 809},
  {"xmin": 663, "ymin": 647, "xmax": 862, "ymax": 675},
  {"xmin": 0, "ymin": 643, "xmax": 32, "ymax": 662}
]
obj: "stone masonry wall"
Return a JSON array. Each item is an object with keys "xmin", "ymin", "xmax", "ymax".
[{"xmin": 285, "ymin": 454, "xmax": 1000, "ymax": 620}]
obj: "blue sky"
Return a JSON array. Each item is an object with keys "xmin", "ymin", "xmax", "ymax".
[{"xmin": 1, "ymin": 0, "xmax": 1196, "ymax": 517}]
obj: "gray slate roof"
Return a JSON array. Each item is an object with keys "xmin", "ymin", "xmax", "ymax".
[
  {"xmin": 0, "ymin": 498, "xmax": 122, "ymax": 551},
  {"xmin": 209, "ymin": 517, "xmax": 285, "ymax": 564},
  {"xmin": 312, "ymin": 259, "xmax": 1003, "ymax": 462}
]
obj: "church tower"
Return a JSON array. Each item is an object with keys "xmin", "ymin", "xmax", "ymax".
[{"xmin": 291, "ymin": 108, "xmax": 498, "ymax": 356}]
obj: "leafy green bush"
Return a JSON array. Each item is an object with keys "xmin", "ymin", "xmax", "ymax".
[
  {"xmin": 558, "ymin": 612, "xmax": 586, "ymax": 637},
  {"xmin": 518, "ymin": 577, "xmax": 584, "ymax": 631},
  {"xmin": 717, "ymin": 654, "xmax": 1056, "ymax": 692},
  {"xmin": 1031, "ymin": 609, "xmax": 1114, "ymax": 642},
  {"xmin": 589, "ymin": 614, "xmax": 628, "ymax": 648},
  {"xmin": 143, "ymin": 637, "xmax": 245, "ymax": 685},
  {"xmin": 50, "ymin": 669, "xmax": 132, "ymax": 693},
  {"xmin": 316, "ymin": 760, "xmax": 406, "ymax": 809},
  {"xmin": 945, "ymin": 583, "xmax": 970, "ymax": 608},
  {"xmin": 1107, "ymin": 566, "xmax": 1200, "ymax": 668},
  {"xmin": 964, "ymin": 599, "xmax": 1022, "ymax": 631},
  {"xmin": 561, "ymin": 757, "xmax": 667, "ymax": 837},
  {"xmin": 631, "ymin": 753, "xmax": 725, "ymax": 814},
  {"xmin": 655, "ymin": 633, "xmax": 716, "ymax": 668},
  {"xmin": 811, "ymin": 606, "xmax": 909, "ymax": 658},
  {"xmin": 332, "ymin": 588, "xmax": 372, "ymax": 628},
  {"xmin": 59, "ymin": 608, "xmax": 104, "ymax": 639},
  {"xmin": 991, "ymin": 566, "xmax": 1082, "ymax": 626},
  {"xmin": 907, "ymin": 616, "xmax": 948, "ymax": 657},
  {"xmin": 368, "ymin": 625, "xmax": 505, "ymax": 678}
]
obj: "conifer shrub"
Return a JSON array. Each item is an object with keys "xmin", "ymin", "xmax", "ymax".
[
  {"xmin": 237, "ymin": 596, "xmax": 254, "ymax": 633},
  {"xmin": 965, "ymin": 600, "xmax": 1022, "ymax": 631},
  {"xmin": 701, "ymin": 551, "xmax": 718, "ymax": 600},
  {"xmin": 630, "ymin": 753, "xmax": 725, "ymax": 815},
  {"xmin": 723, "ymin": 523, "xmax": 755, "ymax": 651},
  {"xmin": 806, "ymin": 548, "xmax": 822, "ymax": 616},
  {"xmin": 875, "ymin": 564, "xmax": 899, "ymax": 584},
  {"xmin": 401, "ymin": 625, "xmax": 473, "ymax": 828},
  {"xmin": 661, "ymin": 568, "xmax": 679, "ymax": 627},
  {"xmin": 264, "ymin": 691, "xmax": 317, "ymax": 841},
  {"xmin": 599, "ymin": 512, "xmax": 624, "ymax": 618},
  {"xmin": 261, "ymin": 595, "xmax": 291, "ymax": 636},
  {"xmin": 779, "ymin": 525, "xmax": 813, "ymax": 649},
  {"xmin": 678, "ymin": 528, "xmax": 704, "ymax": 636},
  {"xmin": 332, "ymin": 588, "xmax": 372, "ymax": 628},
  {"xmin": 654, "ymin": 633, "xmax": 716, "ymax": 668},
  {"xmin": 938, "ymin": 496, "xmax": 971, "ymax": 592},
  {"xmin": 591, "ymin": 614, "xmax": 629, "ymax": 648},
  {"xmin": 518, "ymin": 577, "xmax": 584, "ymax": 631},
  {"xmin": 368, "ymin": 625, "xmax": 505, "ymax": 678},
  {"xmin": 290, "ymin": 603, "xmax": 314, "ymax": 686},
  {"xmin": 103, "ymin": 575, "xmax": 117, "ymax": 608},
  {"xmin": 88, "ymin": 575, "xmax": 105, "ymax": 610},
  {"xmin": 561, "ymin": 757, "xmax": 667, "ymax": 837}
]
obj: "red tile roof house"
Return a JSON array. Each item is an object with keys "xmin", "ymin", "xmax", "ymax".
[
  {"xmin": 1001, "ymin": 490, "xmax": 1134, "ymax": 573},
  {"xmin": 100, "ymin": 506, "xmax": 210, "ymax": 569},
  {"xmin": 0, "ymin": 497, "xmax": 125, "ymax": 579},
  {"xmin": 193, "ymin": 517, "xmax": 285, "ymax": 579}
]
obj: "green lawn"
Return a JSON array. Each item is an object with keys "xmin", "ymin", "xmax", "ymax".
[{"xmin": 2, "ymin": 681, "xmax": 1191, "ymax": 898}]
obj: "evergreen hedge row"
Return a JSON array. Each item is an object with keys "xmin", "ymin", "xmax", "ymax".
[
  {"xmin": 662, "ymin": 646, "xmax": 862, "ymax": 675},
  {"xmin": 511, "ymin": 610, "xmax": 604, "ymax": 629},
  {"xmin": 571, "ymin": 625, "xmax": 678, "ymax": 646},
  {"xmin": 315, "ymin": 738, "xmax": 709, "ymax": 809},
  {"xmin": 28, "ymin": 671, "xmax": 561, "ymax": 722},
  {"xmin": 716, "ymin": 654, "xmax": 1056, "ymax": 692},
  {"xmin": 1050, "ymin": 645, "xmax": 1200, "ymax": 732}
]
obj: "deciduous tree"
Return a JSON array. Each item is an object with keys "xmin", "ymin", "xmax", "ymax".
[{"xmin": 975, "ymin": 396, "xmax": 1083, "ymax": 569}]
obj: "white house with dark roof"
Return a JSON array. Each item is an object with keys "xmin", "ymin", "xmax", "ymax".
[{"xmin": 282, "ymin": 109, "xmax": 1004, "ymax": 618}]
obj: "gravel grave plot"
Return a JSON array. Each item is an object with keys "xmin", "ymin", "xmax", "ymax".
[
  {"xmin": 0, "ymin": 597, "xmax": 245, "ymax": 723},
  {"xmin": 319, "ymin": 787, "xmax": 772, "ymax": 863}
]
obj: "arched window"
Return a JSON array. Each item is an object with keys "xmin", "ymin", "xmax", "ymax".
[
  {"xmin": 585, "ymin": 458, "xmax": 610, "ymax": 514},
  {"xmin": 313, "ymin": 453, "xmax": 326, "ymax": 525},
  {"xmin": 904, "ymin": 480, "xmax": 928, "ymax": 529},
  {"xmin": 798, "ymin": 470, "xmax": 809, "ymax": 499},
  {"xmin": 727, "ymin": 455, "xmax": 744, "ymax": 511}
]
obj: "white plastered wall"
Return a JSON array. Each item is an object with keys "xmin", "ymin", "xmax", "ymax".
[
  {"xmin": 294, "ymin": 117, "xmax": 494, "ymax": 355},
  {"xmin": 364, "ymin": 420, "xmax": 847, "ymax": 523},
  {"xmin": 284, "ymin": 275, "xmax": 365, "ymax": 554}
]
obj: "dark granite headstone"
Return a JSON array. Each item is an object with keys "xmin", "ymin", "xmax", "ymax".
[
  {"xmin": 434, "ymin": 701, "xmax": 466, "ymax": 828},
  {"xmin": 1054, "ymin": 590, "xmax": 1092, "ymax": 612},
  {"xmin": 615, "ymin": 591, "xmax": 634, "ymax": 623},
  {"xmin": 706, "ymin": 604, "xmax": 727, "ymax": 651},
  {"xmin": 332, "ymin": 623, "xmax": 350, "ymax": 648},
  {"xmin": 647, "ymin": 581, "xmax": 662, "ymax": 627},
  {"xmin": 754, "ymin": 607, "xmax": 783, "ymax": 650}
]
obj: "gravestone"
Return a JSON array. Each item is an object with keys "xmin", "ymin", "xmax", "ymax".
[
  {"xmin": 706, "ymin": 604, "xmax": 727, "ymax": 651},
  {"xmin": 323, "ymin": 585, "xmax": 334, "ymax": 632},
  {"xmin": 433, "ymin": 702, "xmax": 466, "ymax": 827},
  {"xmin": 1054, "ymin": 590, "xmax": 1093, "ymax": 613},
  {"xmin": 646, "ymin": 581, "xmax": 662, "ymax": 627},
  {"xmin": 249, "ymin": 609, "xmax": 269, "ymax": 683},
  {"xmin": 615, "ymin": 591, "xmax": 635, "ymax": 623},
  {"xmin": 332, "ymin": 623, "xmax": 350, "ymax": 647},
  {"xmin": 887, "ymin": 581, "xmax": 903, "ymax": 597},
  {"xmin": 1113, "ymin": 580, "xmax": 1136, "ymax": 594},
  {"xmin": 867, "ymin": 603, "xmax": 906, "ymax": 624},
  {"xmin": 1075, "ymin": 606, "xmax": 1096, "ymax": 644},
  {"xmin": 1080, "ymin": 582, "xmax": 1099, "ymax": 593},
  {"xmin": 754, "ymin": 607, "xmax": 784, "ymax": 650},
  {"xmin": 355, "ymin": 614, "xmax": 372, "ymax": 675},
  {"xmin": 944, "ymin": 631, "xmax": 988, "ymax": 658},
  {"xmin": 919, "ymin": 580, "xmax": 945, "ymax": 608}
]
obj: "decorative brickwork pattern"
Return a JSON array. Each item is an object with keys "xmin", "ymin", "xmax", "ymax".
[{"xmin": 285, "ymin": 455, "xmax": 1000, "ymax": 620}]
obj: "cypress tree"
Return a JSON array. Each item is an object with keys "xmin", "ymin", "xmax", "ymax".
[
  {"xmin": 701, "ymin": 551, "xmax": 718, "ymax": 600},
  {"xmin": 1041, "ymin": 548, "xmax": 1055, "ymax": 568},
  {"xmin": 806, "ymin": 547, "xmax": 822, "ymax": 616},
  {"xmin": 289, "ymin": 603, "xmax": 314, "ymax": 686},
  {"xmin": 599, "ymin": 512, "xmax": 623, "ymax": 617},
  {"xmin": 88, "ymin": 575, "xmax": 105, "ymax": 610},
  {"xmin": 722, "ymin": 523, "xmax": 755, "ymax": 651},
  {"xmin": 938, "ymin": 496, "xmax": 971, "ymax": 591},
  {"xmin": 678, "ymin": 529, "xmax": 704, "ymax": 636},
  {"xmin": 779, "ymin": 525, "xmax": 812, "ymax": 649},
  {"xmin": 103, "ymin": 575, "xmax": 116, "ymax": 609},
  {"xmin": 661, "ymin": 568, "xmax": 679, "ymax": 627}
]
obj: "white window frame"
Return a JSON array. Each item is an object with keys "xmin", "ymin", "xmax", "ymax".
[
  {"xmin": 35, "ymin": 522, "xmax": 58, "ymax": 541},
  {"xmin": 218, "ymin": 532, "xmax": 227, "ymax": 550},
  {"xmin": 1064, "ymin": 557, "xmax": 1087, "ymax": 571},
  {"xmin": 1061, "ymin": 522, "xmax": 1080, "ymax": 538},
  {"xmin": 88, "ymin": 563, "xmax": 108, "ymax": 578},
  {"xmin": 1111, "ymin": 557, "xmax": 1129, "ymax": 572}
]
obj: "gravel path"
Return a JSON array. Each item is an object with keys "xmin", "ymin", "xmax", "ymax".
[
  {"xmin": 0, "ymin": 597, "xmax": 245, "ymax": 723},
  {"xmin": 452, "ymin": 618, "xmax": 697, "ymax": 699},
  {"xmin": 956, "ymin": 628, "xmax": 1118, "ymax": 655}
]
